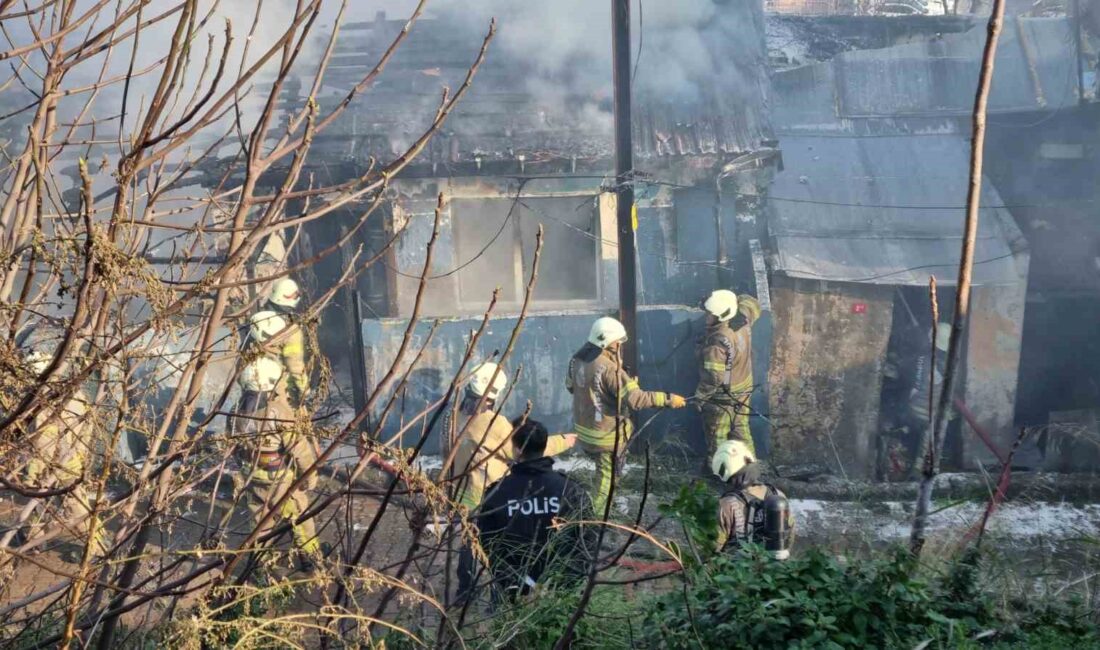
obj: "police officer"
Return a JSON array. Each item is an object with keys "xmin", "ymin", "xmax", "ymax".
[
  {"xmin": 475, "ymin": 419, "xmax": 596, "ymax": 600},
  {"xmin": 449, "ymin": 363, "xmax": 576, "ymax": 602},
  {"xmin": 712, "ymin": 440, "xmax": 794, "ymax": 557},
  {"xmin": 16, "ymin": 351, "xmax": 107, "ymax": 557},
  {"xmin": 696, "ymin": 289, "xmax": 762, "ymax": 458},
  {"xmin": 567, "ymin": 317, "xmax": 687, "ymax": 514},
  {"xmin": 229, "ymin": 355, "xmax": 320, "ymax": 569}
]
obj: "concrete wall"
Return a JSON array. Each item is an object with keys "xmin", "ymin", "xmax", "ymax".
[
  {"xmin": 768, "ymin": 277, "xmax": 893, "ymax": 478},
  {"xmin": 964, "ymin": 279, "xmax": 1028, "ymax": 466}
]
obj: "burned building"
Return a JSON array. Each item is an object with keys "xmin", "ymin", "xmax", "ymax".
[{"xmin": 293, "ymin": 3, "xmax": 778, "ymax": 453}]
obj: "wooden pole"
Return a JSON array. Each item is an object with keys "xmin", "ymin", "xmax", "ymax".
[{"xmin": 910, "ymin": 0, "xmax": 1007, "ymax": 557}]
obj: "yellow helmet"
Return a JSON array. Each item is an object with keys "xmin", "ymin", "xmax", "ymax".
[
  {"xmin": 250, "ymin": 310, "xmax": 288, "ymax": 343},
  {"xmin": 588, "ymin": 316, "xmax": 628, "ymax": 349},
  {"xmin": 704, "ymin": 289, "xmax": 739, "ymax": 322},
  {"xmin": 239, "ymin": 355, "xmax": 283, "ymax": 392},
  {"xmin": 711, "ymin": 439, "xmax": 756, "ymax": 482},
  {"xmin": 469, "ymin": 361, "xmax": 507, "ymax": 400},
  {"xmin": 268, "ymin": 277, "xmax": 300, "ymax": 309}
]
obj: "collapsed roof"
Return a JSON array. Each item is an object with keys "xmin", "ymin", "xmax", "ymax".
[{"xmin": 302, "ymin": 3, "xmax": 774, "ymax": 173}]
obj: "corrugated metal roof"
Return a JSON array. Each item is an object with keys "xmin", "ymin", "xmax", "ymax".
[
  {"xmin": 770, "ymin": 16, "xmax": 1080, "ymax": 136},
  {"xmin": 837, "ymin": 16, "xmax": 1079, "ymax": 117},
  {"xmin": 768, "ymin": 134, "xmax": 1028, "ymax": 286}
]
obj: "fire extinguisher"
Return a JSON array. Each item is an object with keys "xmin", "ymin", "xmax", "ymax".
[{"xmin": 764, "ymin": 491, "xmax": 790, "ymax": 560}]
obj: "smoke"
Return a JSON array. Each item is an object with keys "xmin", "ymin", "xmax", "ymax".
[
  {"xmin": 339, "ymin": 0, "xmax": 766, "ymax": 128},
  {"xmin": 2, "ymin": 0, "xmax": 338, "ymax": 141},
  {"xmin": 439, "ymin": 0, "xmax": 762, "ymax": 110}
]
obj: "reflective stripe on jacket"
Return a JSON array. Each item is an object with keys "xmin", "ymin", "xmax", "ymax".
[
  {"xmin": 696, "ymin": 296, "xmax": 761, "ymax": 404},
  {"xmin": 566, "ymin": 343, "xmax": 667, "ymax": 448}
]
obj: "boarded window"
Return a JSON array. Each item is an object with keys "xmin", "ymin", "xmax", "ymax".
[
  {"xmin": 450, "ymin": 196, "xmax": 600, "ymax": 311},
  {"xmin": 518, "ymin": 196, "xmax": 599, "ymax": 303}
]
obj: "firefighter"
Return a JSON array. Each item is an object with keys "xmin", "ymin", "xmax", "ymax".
[
  {"xmin": 249, "ymin": 310, "xmax": 321, "ymax": 474},
  {"xmin": 475, "ymin": 418, "xmax": 596, "ymax": 601},
  {"xmin": 696, "ymin": 289, "xmax": 762, "ymax": 458},
  {"xmin": 567, "ymin": 317, "xmax": 686, "ymax": 514},
  {"xmin": 449, "ymin": 362, "xmax": 576, "ymax": 602},
  {"xmin": 712, "ymin": 440, "xmax": 794, "ymax": 558},
  {"xmin": 229, "ymin": 355, "xmax": 321, "ymax": 569},
  {"xmin": 259, "ymin": 278, "xmax": 310, "ymax": 409},
  {"xmin": 18, "ymin": 351, "xmax": 107, "ymax": 557}
]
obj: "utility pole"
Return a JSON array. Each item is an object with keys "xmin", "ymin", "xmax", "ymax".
[
  {"xmin": 611, "ymin": 0, "xmax": 638, "ymax": 371},
  {"xmin": 1073, "ymin": 0, "xmax": 1086, "ymax": 106}
]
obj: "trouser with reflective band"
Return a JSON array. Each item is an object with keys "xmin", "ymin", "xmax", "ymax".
[
  {"xmin": 239, "ymin": 469, "xmax": 320, "ymax": 554},
  {"xmin": 25, "ymin": 456, "xmax": 107, "ymax": 554},
  {"xmin": 700, "ymin": 379, "xmax": 755, "ymax": 458},
  {"xmin": 579, "ymin": 435, "xmax": 628, "ymax": 516}
]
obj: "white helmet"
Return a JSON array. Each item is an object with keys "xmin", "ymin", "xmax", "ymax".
[
  {"xmin": 239, "ymin": 355, "xmax": 283, "ymax": 392},
  {"xmin": 268, "ymin": 277, "xmax": 300, "ymax": 309},
  {"xmin": 26, "ymin": 350, "xmax": 52, "ymax": 375},
  {"xmin": 711, "ymin": 439, "xmax": 756, "ymax": 482},
  {"xmin": 588, "ymin": 316, "xmax": 628, "ymax": 349},
  {"xmin": 935, "ymin": 322, "xmax": 951, "ymax": 353},
  {"xmin": 469, "ymin": 361, "xmax": 507, "ymax": 400},
  {"xmin": 704, "ymin": 289, "xmax": 739, "ymax": 322},
  {"xmin": 250, "ymin": 310, "xmax": 288, "ymax": 343}
]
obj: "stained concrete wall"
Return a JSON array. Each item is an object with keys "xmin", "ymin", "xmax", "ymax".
[
  {"xmin": 768, "ymin": 277, "xmax": 893, "ymax": 478},
  {"xmin": 964, "ymin": 280, "xmax": 1028, "ymax": 466}
]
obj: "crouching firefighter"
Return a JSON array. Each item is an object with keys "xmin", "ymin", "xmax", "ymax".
[
  {"xmin": 229, "ymin": 355, "xmax": 321, "ymax": 570},
  {"xmin": 712, "ymin": 440, "xmax": 794, "ymax": 559},
  {"xmin": 448, "ymin": 362, "xmax": 576, "ymax": 603},
  {"xmin": 696, "ymin": 289, "xmax": 762, "ymax": 458},
  {"xmin": 475, "ymin": 419, "xmax": 596, "ymax": 601},
  {"xmin": 567, "ymin": 317, "xmax": 687, "ymax": 514}
]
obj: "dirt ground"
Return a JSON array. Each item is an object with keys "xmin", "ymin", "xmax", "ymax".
[{"xmin": 5, "ymin": 450, "xmax": 1100, "ymax": 646}]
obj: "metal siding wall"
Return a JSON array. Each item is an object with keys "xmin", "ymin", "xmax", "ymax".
[{"xmin": 362, "ymin": 307, "xmax": 707, "ymax": 454}]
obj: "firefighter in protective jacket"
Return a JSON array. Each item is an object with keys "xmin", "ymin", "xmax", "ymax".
[
  {"xmin": 229, "ymin": 355, "xmax": 320, "ymax": 566},
  {"xmin": 450, "ymin": 361, "xmax": 576, "ymax": 511},
  {"xmin": 259, "ymin": 278, "xmax": 310, "ymax": 408},
  {"xmin": 696, "ymin": 289, "xmax": 762, "ymax": 457},
  {"xmin": 567, "ymin": 317, "xmax": 686, "ymax": 513}
]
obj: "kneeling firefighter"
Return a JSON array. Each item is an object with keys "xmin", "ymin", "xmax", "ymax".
[
  {"xmin": 229, "ymin": 355, "xmax": 320, "ymax": 568},
  {"xmin": 567, "ymin": 317, "xmax": 686, "ymax": 514},
  {"xmin": 448, "ymin": 362, "xmax": 576, "ymax": 602},
  {"xmin": 712, "ymin": 440, "xmax": 794, "ymax": 559}
]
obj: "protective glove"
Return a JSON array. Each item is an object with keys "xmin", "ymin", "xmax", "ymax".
[{"xmin": 668, "ymin": 393, "xmax": 688, "ymax": 409}]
